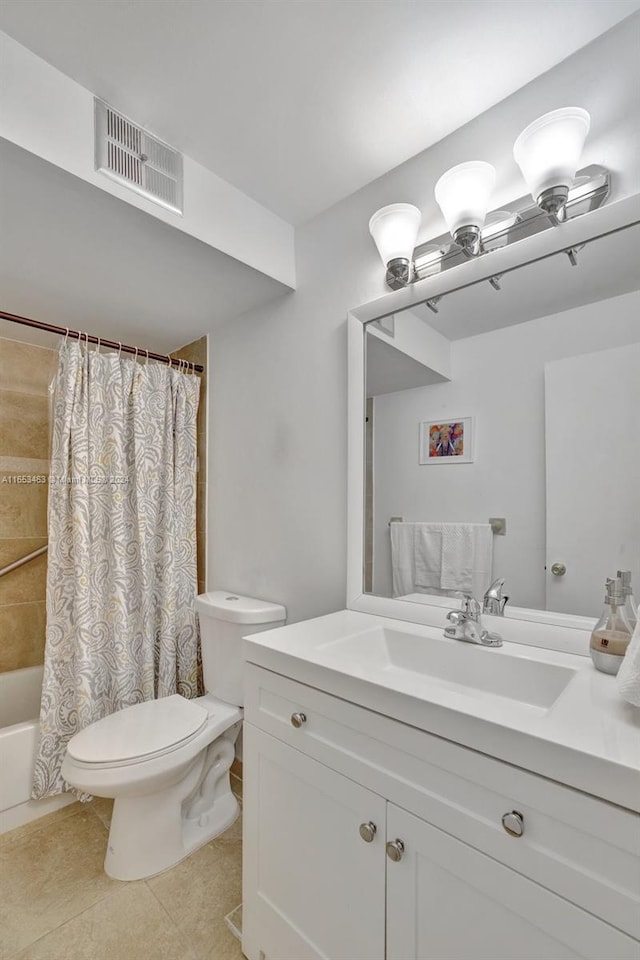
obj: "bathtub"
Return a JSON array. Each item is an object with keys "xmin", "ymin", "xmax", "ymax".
[{"xmin": 0, "ymin": 665, "xmax": 74, "ymax": 833}]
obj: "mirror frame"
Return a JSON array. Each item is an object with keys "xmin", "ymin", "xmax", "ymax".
[{"xmin": 347, "ymin": 193, "xmax": 640, "ymax": 655}]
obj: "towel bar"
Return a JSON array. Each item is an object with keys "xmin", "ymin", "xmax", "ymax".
[{"xmin": 388, "ymin": 518, "xmax": 507, "ymax": 536}]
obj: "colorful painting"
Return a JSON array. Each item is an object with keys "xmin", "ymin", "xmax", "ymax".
[{"xmin": 419, "ymin": 417, "xmax": 474, "ymax": 464}]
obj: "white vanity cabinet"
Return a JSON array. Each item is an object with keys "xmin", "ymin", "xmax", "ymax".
[
  {"xmin": 242, "ymin": 724, "xmax": 386, "ymax": 960},
  {"xmin": 242, "ymin": 663, "xmax": 640, "ymax": 960},
  {"xmin": 385, "ymin": 804, "xmax": 632, "ymax": 960}
]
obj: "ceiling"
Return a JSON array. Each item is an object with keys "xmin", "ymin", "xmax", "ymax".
[
  {"xmin": 1, "ymin": 0, "xmax": 639, "ymax": 225},
  {"xmin": 0, "ymin": 139, "xmax": 288, "ymax": 354}
]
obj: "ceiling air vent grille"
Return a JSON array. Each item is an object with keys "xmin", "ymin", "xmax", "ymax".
[{"xmin": 94, "ymin": 98, "xmax": 183, "ymax": 215}]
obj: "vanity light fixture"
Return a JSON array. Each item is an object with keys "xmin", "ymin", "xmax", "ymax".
[
  {"xmin": 368, "ymin": 203, "xmax": 422, "ymax": 290},
  {"xmin": 434, "ymin": 161, "xmax": 496, "ymax": 258},
  {"xmin": 513, "ymin": 108, "xmax": 590, "ymax": 221},
  {"xmin": 369, "ymin": 107, "xmax": 603, "ymax": 290}
]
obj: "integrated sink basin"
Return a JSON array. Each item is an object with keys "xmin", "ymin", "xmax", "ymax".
[
  {"xmin": 317, "ymin": 626, "xmax": 577, "ymax": 711},
  {"xmin": 243, "ymin": 609, "xmax": 640, "ymax": 809}
]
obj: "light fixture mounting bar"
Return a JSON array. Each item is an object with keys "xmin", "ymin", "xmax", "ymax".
[{"xmin": 412, "ymin": 165, "xmax": 609, "ymax": 284}]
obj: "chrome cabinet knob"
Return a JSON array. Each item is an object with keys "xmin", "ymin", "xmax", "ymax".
[
  {"xmin": 359, "ymin": 822, "xmax": 377, "ymax": 843},
  {"xmin": 386, "ymin": 839, "xmax": 405, "ymax": 862},
  {"xmin": 501, "ymin": 810, "xmax": 524, "ymax": 837},
  {"xmin": 551, "ymin": 562, "xmax": 566, "ymax": 577},
  {"xmin": 290, "ymin": 712, "xmax": 307, "ymax": 728}
]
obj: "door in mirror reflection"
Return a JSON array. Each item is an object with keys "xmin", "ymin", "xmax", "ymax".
[{"xmin": 545, "ymin": 343, "xmax": 640, "ymax": 615}]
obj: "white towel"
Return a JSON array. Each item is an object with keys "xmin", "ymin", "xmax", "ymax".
[
  {"xmin": 413, "ymin": 525, "xmax": 442, "ymax": 590},
  {"xmin": 440, "ymin": 525, "xmax": 475, "ymax": 593},
  {"xmin": 390, "ymin": 523, "xmax": 415, "ymax": 598},
  {"xmin": 617, "ymin": 617, "xmax": 640, "ymax": 708},
  {"xmin": 413, "ymin": 522, "xmax": 493, "ymax": 598}
]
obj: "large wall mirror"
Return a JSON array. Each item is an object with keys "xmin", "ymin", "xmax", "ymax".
[{"xmin": 349, "ymin": 199, "xmax": 640, "ymax": 631}]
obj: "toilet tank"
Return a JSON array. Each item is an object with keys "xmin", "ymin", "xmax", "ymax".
[{"xmin": 194, "ymin": 591, "xmax": 286, "ymax": 705}]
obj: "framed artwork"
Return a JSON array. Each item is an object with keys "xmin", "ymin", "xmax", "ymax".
[{"xmin": 419, "ymin": 417, "xmax": 474, "ymax": 464}]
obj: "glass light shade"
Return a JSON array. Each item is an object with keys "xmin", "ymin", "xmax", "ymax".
[
  {"xmin": 368, "ymin": 203, "xmax": 421, "ymax": 266},
  {"xmin": 434, "ymin": 161, "xmax": 496, "ymax": 236},
  {"xmin": 513, "ymin": 107, "xmax": 590, "ymax": 202}
]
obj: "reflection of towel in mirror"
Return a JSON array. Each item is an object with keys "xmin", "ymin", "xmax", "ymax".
[
  {"xmin": 617, "ymin": 618, "xmax": 640, "ymax": 708},
  {"xmin": 414, "ymin": 523, "xmax": 493, "ymax": 598},
  {"xmin": 390, "ymin": 522, "xmax": 415, "ymax": 597},
  {"xmin": 413, "ymin": 525, "xmax": 443, "ymax": 590},
  {"xmin": 440, "ymin": 525, "xmax": 475, "ymax": 593}
]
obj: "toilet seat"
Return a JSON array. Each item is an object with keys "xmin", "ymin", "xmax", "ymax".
[{"xmin": 67, "ymin": 695, "xmax": 209, "ymax": 768}]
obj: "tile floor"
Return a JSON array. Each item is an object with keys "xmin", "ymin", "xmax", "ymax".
[{"xmin": 0, "ymin": 776, "xmax": 245, "ymax": 960}]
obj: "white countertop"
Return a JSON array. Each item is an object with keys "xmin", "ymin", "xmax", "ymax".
[{"xmin": 243, "ymin": 609, "xmax": 640, "ymax": 811}]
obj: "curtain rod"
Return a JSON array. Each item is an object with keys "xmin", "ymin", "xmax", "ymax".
[{"xmin": 0, "ymin": 310, "xmax": 204, "ymax": 373}]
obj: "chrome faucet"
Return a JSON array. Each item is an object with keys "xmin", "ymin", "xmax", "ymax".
[
  {"xmin": 444, "ymin": 595, "xmax": 503, "ymax": 647},
  {"xmin": 483, "ymin": 577, "xmax": 509, "ymax": 616}
]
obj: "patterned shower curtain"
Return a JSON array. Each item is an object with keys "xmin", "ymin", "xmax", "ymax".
[{"xmin": 33, "ymin": 340, "xmax": 201, "ymax": 799}]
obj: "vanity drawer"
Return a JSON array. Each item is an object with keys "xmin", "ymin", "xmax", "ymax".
[{"xmin": 244, "ymin": 662, "xmax": 640, "ymax": 940}]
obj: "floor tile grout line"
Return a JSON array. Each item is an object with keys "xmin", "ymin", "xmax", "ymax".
[
  {"xmin": 85, "ymin": 801, "xmax": 112, "ymax": 833},
  {"xmin": 5, "ymin": 878, "xmax": 130, "ymax": 960},
  {"xmin": 144, "ymin": 882, "xmax": 201, "ymax": 960},
  {"xmin": 1, "ymin": 805, "xmax": 119, "ymax": 959}
]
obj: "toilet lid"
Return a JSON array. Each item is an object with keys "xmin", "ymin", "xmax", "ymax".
[{"xmin": 67, "ymin": 695, "xmax": 209, "ymax": 764}]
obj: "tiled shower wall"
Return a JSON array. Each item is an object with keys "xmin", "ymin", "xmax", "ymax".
[
  {"xmin": 0, "ymin": 338, "xmax": 57, "ymax": 673},
  {"xmin": 171, "ymin": 336, "xmax": 207, "ymax": 593}
]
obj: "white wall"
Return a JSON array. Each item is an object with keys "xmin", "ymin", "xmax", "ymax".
[
  {"xmin": 207, "ymin": 18, "xmax": 640, "ymax": 623},
  {"xmin": 371, "ymin": 291, "xmax": 640, "ymax": 608}
]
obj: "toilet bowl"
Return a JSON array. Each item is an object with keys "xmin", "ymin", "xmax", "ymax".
[{"xmin": 61, "ymin": 591, "xmax": 286, "ymax": 881}]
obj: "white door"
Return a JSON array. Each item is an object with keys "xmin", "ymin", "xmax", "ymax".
[
  {"xmin": 386, "ymin": 804, "xmax": 637, "ymax": 960},
  {"xmin": 242, "ymin": 723, "xmax": 386, "ymax": 960},
  {"xmin": 545, "ymin": 343, "xmax": 640, "ymax": 617}
]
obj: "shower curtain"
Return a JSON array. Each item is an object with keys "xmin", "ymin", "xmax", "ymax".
[{"xmin": 33, "ymin": 340, "xmax": 201, "ymax": 799}]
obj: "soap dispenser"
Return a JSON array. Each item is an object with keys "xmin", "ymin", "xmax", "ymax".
[
  {"xmin": 590, "ymin": 577, "xmax": 633, "ymax": 675},
  {"xmin": 617, "ymin": 570, "xmax": 637, "ymax": 631}
]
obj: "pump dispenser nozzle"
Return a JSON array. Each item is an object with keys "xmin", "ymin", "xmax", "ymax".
[
  {"xmin": 605, "ymin": 577, "xmax": 625, "ymax": 604},
  {"xmin": 617, "ymin": 570, "xmax": 638, "ymax": 629},
  {"xmin": 617, "ymin": 570, "xmax": 632, "ymax": 592}
]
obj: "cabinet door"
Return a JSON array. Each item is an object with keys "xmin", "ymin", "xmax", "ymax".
[
  {"xmin": 242, "ymin": 722, "xmax": 386, "ymax": 960},
  {"xmin": 386, "ymin": 804, "xmax": 638, "ymax": 960}
]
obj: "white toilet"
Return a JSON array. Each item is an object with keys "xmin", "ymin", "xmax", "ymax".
[{"xmin": 61, "ymin": 591, "xmax": 286, "ymax": 881}]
